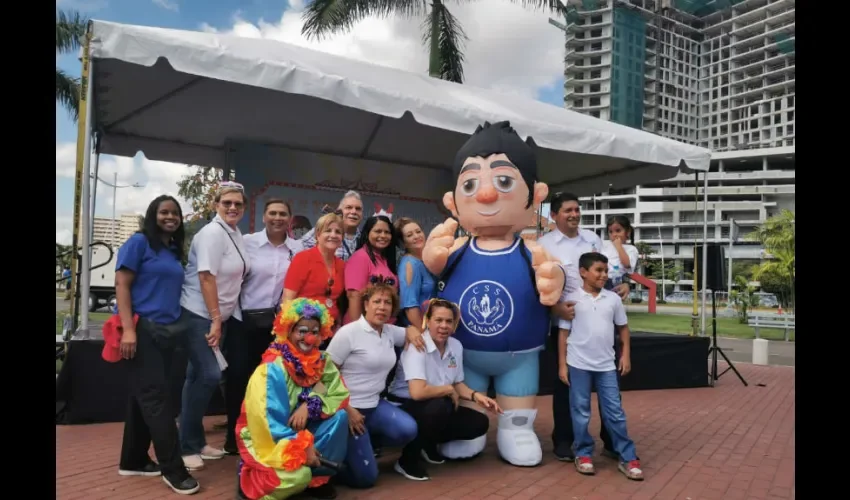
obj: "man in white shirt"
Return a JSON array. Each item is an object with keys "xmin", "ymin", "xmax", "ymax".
[
  {"xmin": 537, "ymin": 191, "xmax": 627, "ymax": 461},
  {"xmin": 300, "ymin": 190, "xmax": 363, "ymax": 261}
]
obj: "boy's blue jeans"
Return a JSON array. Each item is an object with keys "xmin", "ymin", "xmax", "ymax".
[{"xmin": 568, "ymin": 365, "xmax": 638, "ymax": 462}]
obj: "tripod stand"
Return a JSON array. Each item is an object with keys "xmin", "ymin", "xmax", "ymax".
[{"xmin": 708, "ymin": 291, "xmax": 747, "ymax": 387}]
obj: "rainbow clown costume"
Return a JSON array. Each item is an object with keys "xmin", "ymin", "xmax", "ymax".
[
  {"xmin": 236, "ymin": 298, "xmax": 350, "ymax": 500},
  {"xmin": 423, "ymin": 121, "xmax": 566, "ymax": 467}
]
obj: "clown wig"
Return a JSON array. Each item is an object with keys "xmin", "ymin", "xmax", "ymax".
[{"xmin": 272, "ymin": 298, "xmax": 334, "ymax": 342}]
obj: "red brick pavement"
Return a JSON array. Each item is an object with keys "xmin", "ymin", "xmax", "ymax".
[{"xmin": 57, "ymin": 362, "xmax": 794, "ymax": 500}]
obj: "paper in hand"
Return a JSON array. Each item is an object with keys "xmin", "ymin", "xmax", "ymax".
[{"xmin": 212, "ymin": 346, "xmax": 228, "ymax": 371}]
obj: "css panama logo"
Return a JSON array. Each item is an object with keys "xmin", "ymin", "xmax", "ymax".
[{"xmin": 459, "ymin": 280, "xmax": 514, "ymax": 337}]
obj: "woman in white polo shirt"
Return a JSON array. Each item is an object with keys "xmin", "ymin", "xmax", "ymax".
[
  {"xmin": 178, "ymin": 182, "xmax": 250, "ymax": 471},
  {"xmin": 324, "ymin": 282, "xmax": 423, "ymax": 488},
  {"xmin": 221, "ymin": 198, "xmax": 304, "ymax": 455},
  {"xmin": 387, "ymin": 299, "xmax": 502, "ymax": 480}
]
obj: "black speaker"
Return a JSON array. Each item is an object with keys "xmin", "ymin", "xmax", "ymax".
[{"xmin": 694, "ymin": 244, "xmax": 726, "ymax": 291}]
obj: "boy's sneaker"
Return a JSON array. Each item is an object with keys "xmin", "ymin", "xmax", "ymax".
[
  {"xmin": 421, "ymin": 445, "xmax": 446, "ymax": 465},
  {"xmin": 618, "ymin": 460, "xmax": 644, "ymax": 481},
  {"xmin": 162, "ymin": 470, "xmax": 200, "ymax": 495},
  {"xmin": 373, "ymin": 446, "xmax": 383, "ymax": 458},
  {"xmin": 118, "ymin": 461, "xmax": 161, "ymax": 476},
  {"xmin": 553, "ymin": 442, "xmax": 575, "ymax": 462},
  {"xmin": 574, "ymin": 456, "xmax": 595, "ymax": 475},
  {"xmin": 393, "ymin": 458, "xmax": 430, "ymax": 481}
]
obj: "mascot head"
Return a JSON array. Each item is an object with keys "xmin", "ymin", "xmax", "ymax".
[{"xmin": 444, "ymin": 121, "xmax": 548, "ymax": 237}]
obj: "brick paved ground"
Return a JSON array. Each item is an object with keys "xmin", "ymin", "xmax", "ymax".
[{"xmin": 57, "ymin": 362, "xmax": 794, "ymax": 500}]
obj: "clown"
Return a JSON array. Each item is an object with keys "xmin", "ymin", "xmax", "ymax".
[
  {"xmin": 422, "ymin": 121, "xmax": 565, "ymax": 467},
  {"xmin": 236, "ymin": 298, "xmax": 350, "ymax": 500}
]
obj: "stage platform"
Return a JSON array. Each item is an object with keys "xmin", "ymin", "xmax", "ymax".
[
  {"xmin": 56, "ymin": 331, "xmax": 709, "ymax": 424},
  {"xmin": 539, "ymin": 330, "xmax": 711, "ymax": 395},
  {"xmin": 55, "ymin": 340, "xmax": 225, "ymax": 425}
]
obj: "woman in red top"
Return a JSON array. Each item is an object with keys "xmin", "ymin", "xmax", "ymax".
[{"xmin": 283, "ymin": 213, "xmax": 347, "ymax": 331}]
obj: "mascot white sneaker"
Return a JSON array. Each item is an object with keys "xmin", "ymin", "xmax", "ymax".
[
  {"xmin": 497, "ymin": 409, "xmax": 543, "ymax": 466},
  {"xmin": 422, "ymin": 121, "xmax": 566, "ymax": 468}
]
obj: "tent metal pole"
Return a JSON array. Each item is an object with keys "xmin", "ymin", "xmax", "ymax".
[
  {"xmin": 78, "ymin": 50, "xmax": 95, "ymax": 334},
  {"xmin": 700, "ymin": 170, "xmax": 709, "ymax": 337},
  {"xmin": 69, "ymin": 26, "xmax": 93, "ymax": 337}
]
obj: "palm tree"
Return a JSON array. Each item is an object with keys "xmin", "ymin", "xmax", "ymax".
[
  {"xmin": 56, "ymin": 9, "xmax": 89, "ymax": 121},
  {"xmin": 301, "ymin": 0, "xmax": 566, "ymax": 83}
]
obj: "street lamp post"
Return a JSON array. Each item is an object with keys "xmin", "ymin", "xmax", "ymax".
[{"xmin": 96, "ymin": 173, "xmax": 145, "ymax": 248}]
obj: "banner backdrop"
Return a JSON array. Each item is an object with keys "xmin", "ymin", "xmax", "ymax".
[
  {"xmin": 251, "ymin": 181, "xmax": 447, "ymax": 237},
  {"xmin": 231, "ymin": 142, "xmax": 452, "ymax": 235}
]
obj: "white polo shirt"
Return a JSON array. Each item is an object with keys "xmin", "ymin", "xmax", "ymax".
[
  {"xmin": 325, "ymin": 316, "xmax": 407, "ymax": 409},
  {"xmin": 538, "ymin": 228, "xmax": 602, "ymax": 296},
  {"xmin": 240, "ymin": 230, "xmax": 304, "ymax": 309},
  {"xmin": 181, "ymin": 215, "xmax": 250, "ymax": 322},
  {"xmin": 558, "ymin": 288, "xmax": 628, "ymax": 372},
  {"xmin": 601, "ymin": 241, "xmax": 640, "ymax": 286},
  {"xmin": 388, "ymin": 332, "xmax": 464, "ymax": 400}
]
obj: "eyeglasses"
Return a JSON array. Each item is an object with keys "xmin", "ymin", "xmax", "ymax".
[
  {"xmin": 369, "ymin": 275, "xmax": 396, "ymax": 286},
  {"xmin": 221, "ymin": 200, "xmax": 244, "ymax": 209}
]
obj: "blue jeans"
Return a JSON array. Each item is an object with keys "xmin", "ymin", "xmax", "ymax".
[
  {"xmin": 178, "ymin": 307, "xmax": 223, "ymax": 455},
  {"xmin": 568, "ymin": 365, "xmax": 637, "ymax": 462},
  {"xmin": 338, "ymin": 400, "xmax": 417, "ymax": 488}
]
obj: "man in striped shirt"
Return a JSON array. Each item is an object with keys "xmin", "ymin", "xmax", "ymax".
[{"xmin": 299, "ymin": 190, "xmax": 363, "ymax": 261}]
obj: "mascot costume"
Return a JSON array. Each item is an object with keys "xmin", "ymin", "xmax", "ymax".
[{"xmin": 422, "ymin": 121, "xmax": 565, "ymax": 467}]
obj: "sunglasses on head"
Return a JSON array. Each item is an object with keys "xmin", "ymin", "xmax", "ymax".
[{"xmin": 369, "ymin": 275, "xmax": 396, "ymax": 286}]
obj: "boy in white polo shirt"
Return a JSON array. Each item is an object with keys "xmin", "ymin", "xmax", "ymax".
[{"xmin": 558, "ymin": 252, "xmax": 644, "ymax": 481}]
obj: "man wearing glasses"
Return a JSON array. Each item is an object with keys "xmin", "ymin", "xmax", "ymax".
[{"xmin": 538, "ymin": 191, "xmax": 630, "ymax": 462}]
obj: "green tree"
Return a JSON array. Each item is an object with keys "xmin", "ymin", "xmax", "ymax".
[
  {"xmin": 747, "ymin": 210, "xmax": 795, "ymax": 312},
  {"xmin": 729, "ymin": 274, "xmax": 759, "ymax": 324},
  {"xmin": 301, "ymin": 0, "xmax": 566, "ymax": 84},
  {"xmin": 56, "ymin": 9, "xmax": 89, "ymax": 121},
  {"xmin": 176, "ymin": 166, "xmax": 228, "ymax": 223}
]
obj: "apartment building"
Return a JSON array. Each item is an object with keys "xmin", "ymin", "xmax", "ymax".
[
  {"xmin": 91, "ymin": 213, "xmax": 141, "ymax": 249},
  {"xmin": 553, "ymin": 0, "xmax": 795, "ymax": 290}
]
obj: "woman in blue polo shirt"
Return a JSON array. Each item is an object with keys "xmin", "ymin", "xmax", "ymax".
[{"xmin": 114, "ymin": 195, "xmax": 199, "ymax": 496}]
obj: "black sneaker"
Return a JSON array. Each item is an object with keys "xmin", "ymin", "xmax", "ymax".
[
  {"xmin": 162, "ymin": 470, "xmax": 200, "ymax": 495},
  {"xmin": 601, "ymin": 448, "xmax": 618, "ymax": 460},
  {"xmin": 421, "ymin": 446, "xmax": 446, "ymax": 465},
  {"xmin": 305, "ymin": 482, "xmax": 338, "ymax": 499},
  {"xmin": 223, "ymin": 441, "xmax": 239, "ymax": 456},
  {"xmin": 553, "ymin": 442, "xmax": 575, "ymax": 461},
  {"xmin": 393, "ymin": 458, "xmax": 429, "ymax": 481},
  {"xmin": 373, "ymin": 446, "xmax": 383, "ymax": 458},
  {"xmin": 119, "ymin": 461, "xmax": 161, "ymax": 476}
]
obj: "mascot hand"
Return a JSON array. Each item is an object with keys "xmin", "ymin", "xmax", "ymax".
[
  {"xmin": 530, "ymin": 244, "xmax": 566, "ymax": 307},
  {"xmin": 423, "ymin": 218, "xmax": 458, "ymax": 276}
]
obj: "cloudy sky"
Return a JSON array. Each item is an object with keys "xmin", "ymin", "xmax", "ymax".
[{"xmin": 55, "ymin": 0, "xmax": 566, "ymax": 243}]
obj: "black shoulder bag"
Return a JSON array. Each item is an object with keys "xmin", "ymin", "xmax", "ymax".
[{"xmin": 216, "ymin": 223, "xmax": 278, "ymax": 331}]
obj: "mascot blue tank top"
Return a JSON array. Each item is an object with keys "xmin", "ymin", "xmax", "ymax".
[{"xmin": 438, "ymin": 237, "xmax": 550, "ymax": 353}]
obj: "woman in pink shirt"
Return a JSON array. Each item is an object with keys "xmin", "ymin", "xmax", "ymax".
[{"xmin": 344, "ymin": 214, "xmax": 399, "ymax": 324}]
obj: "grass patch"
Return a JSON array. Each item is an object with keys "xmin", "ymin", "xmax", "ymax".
[{"xmin": 627, "ymin": 312, "xmax": 794, "ymax": 341}]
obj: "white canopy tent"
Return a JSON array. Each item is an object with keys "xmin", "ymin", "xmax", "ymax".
[{"xmin": 68, "ymin": 20, "xmax": 712, "ymax": 334}]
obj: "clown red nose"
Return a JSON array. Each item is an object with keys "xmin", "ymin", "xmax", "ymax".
[{"xmin": 304, "ymin": 334, "xmax": 319, "ymax": 347}]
